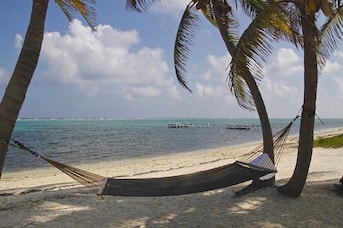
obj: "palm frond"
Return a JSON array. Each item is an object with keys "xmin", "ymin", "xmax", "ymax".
[
  {"xmin": 209, "ymin": 0, "xmax": 256, "ymax": 110},
  {"xmin": 126, "ymin": 0, "xmax": 160, "ymax": 12},
  {"xmin": 267, "ymin": 2, "xmax": 303, "ymax": 49},
  {"xmin": 238, "ymin": 0, "xmax": 264, "ymax": 19},
  {"xmin": 230, "ymin": 2, "xmax": 274, "ymax": 83},
  {"xmin": 174, "ymin": 3, "xmax": 199, "ymax": 93},
  {"xmin": 227, "ymin": 2, "xmax": 283, "ymax": 110},
  {"xmin": 285, "ymin": 3, "xmax": 305, "ymax": 50},
  {"xmin": 210, "ymin": 0, "xmax": 239, "ymax": 49},
  {"xmin": 228, "ymin": 61, "xmax": 255, "ymax": 110},
  {"xmin": 319, "ymin": 4, "xmax": 343, "ymax": 68},
  {"xmin": 55, "ymin": 0, "xmax": 97, "ymax": 30},
  {"xmin": 320, "ymin": 0, "xmax": 334, "ymax": 16}
]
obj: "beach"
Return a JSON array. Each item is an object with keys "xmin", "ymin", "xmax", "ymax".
[{"xmin": 0, "ymin": 128, "xmax": 342, "ymax": 227}]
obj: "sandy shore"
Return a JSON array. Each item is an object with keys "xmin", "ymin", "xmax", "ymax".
[{"xmin": 0, "ymin": 128, "xmax": 342, "ymax": 227}]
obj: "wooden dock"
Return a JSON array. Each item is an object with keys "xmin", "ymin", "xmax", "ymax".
[{"xmin": 225, "ymin": 124, "xmax": 251, "ymax": 130}]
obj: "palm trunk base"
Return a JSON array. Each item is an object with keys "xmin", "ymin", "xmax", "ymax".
[
  {"xmin": 252, "ymin": 177, "xmax": 275, "ymax": 187},
  {"xmin": 277, "ymin": 182, "xmax": 303, "ymax": 198},
  {"xmin": 335, "ymin": 176, "xmax": 343, "ymax": 194},
  {"xmin": 234, "ymin": 177, "xmax": 275, "ymax": 197}
]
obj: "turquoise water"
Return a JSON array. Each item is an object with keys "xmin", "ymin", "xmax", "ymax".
[{"xmin": 4, "ymin": 118, "xmax": 343, "ymax": 171}]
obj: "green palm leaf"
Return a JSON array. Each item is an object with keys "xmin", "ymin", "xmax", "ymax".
[
  {"xmin": 208, "ymin": 0, "xmax": 256, "ymax": 110},
  {"xmin": 126, "ymin": 0, "xmax": 160, "ymax": 12},
  {"xmin": 55, "ymin": 0, "xmax": 97, "ymax": 29},
  {"xmin": 228, "ymin": 3, "xmax": 273, "ymax": 106},
  {"xmin": 208, "ymin": 0, "xmax": 239, "ymax": 49},
  {"xmin": 228, "ymin": 1, "xmax": 300, "ymax": 109},
  {"xmin": 319, "ymin": 4, "xmax": 343, "ymax": 68},
  {"xmin": 267, "ymin": 3, "xmax": 302, "ymax": 48},
  {"xmin": 174, "ymin": 3, "xmax": 199, "ymax": 93}
]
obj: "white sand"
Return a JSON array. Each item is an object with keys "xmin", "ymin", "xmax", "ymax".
[{"xmin": 0, "ymin": 129, "xmax": 342, "ymax": 227}]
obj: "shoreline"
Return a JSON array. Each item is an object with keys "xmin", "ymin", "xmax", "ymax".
[
  {"xmin": 0, "ymin": 128, "xmax": 342, "ymax": 227},
  {"xmin": 1, "ymin": 127, "xmax": 342, "ymax": 191}
]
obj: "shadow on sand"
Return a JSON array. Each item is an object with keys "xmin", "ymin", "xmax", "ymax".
[{"xmin": 0, "ymin": 173, "xmax": 342, "ymax": 227}]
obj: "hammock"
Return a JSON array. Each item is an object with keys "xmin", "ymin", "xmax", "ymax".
[
  {"xmin": 97, "ymin": 153, "xmax": 276, "ymax": 196},
  {"xmin": 10, "ymin": 117, "xmax": 298, "ymax": 197}
]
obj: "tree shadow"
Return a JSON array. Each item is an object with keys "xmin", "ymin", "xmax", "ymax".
[{"xmin": 0, "ymin": 176, "xmax": 342, "ymax": 227}]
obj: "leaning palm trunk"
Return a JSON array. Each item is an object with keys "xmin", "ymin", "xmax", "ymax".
[
  {"xmin": 214, "ymin": 40, "xmax": 275, "ymax": 189},
  {"xmin": 277, "ymin": 7, "xmax": 318, "ymax": 197},
  {"xmin": 212, "ymin": 2, "xmax": 274, "ymax": 183},
  {"xmin": 220, "ymin": 37, "xmax": 274, "ymax": 164},
  {"xmin": 0, "ymin": 0, "xmax": 49, "ymax": 178}
]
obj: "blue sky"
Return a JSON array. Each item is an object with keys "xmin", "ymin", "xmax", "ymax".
[{"xmin": 1, "ymin": 0, "xmax": 343, "ymax": 119}]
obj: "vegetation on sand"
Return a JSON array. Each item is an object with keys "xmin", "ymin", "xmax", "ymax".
[{"xmin": 313, "ymin": 134, "xmax": 343, "ymax": 148}]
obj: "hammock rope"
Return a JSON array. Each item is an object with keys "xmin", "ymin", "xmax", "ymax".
[
  {"xmin": 237, "ymin": 115, "xmax": 299, "ymax": 167},
  {"xmin": 9, "ymin": 139, "xmax": 105, "ymax": 187},
  {"xmin": 7, "ymin": 117, "xmax": 299, "ymax": 196}
]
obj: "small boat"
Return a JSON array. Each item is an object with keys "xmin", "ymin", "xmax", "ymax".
[{"xmin": 225, "ymin": 124, "xmax": 250, "ymax": 130}]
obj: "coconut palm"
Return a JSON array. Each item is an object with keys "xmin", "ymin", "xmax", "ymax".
[
  {"xmin": 0, "ymin": 0, "xmax": 96, "ymax": 178},
  {"xmin": 174, "ymin": 1, "xmax": 277, "ymax": 188},
  {"xmin": 176, "ymin": 1, "xmax": 301, "ymax": 189},
  {"xmin": 208, "ymin": 0, "xmax": 343, "ymax": 197},
  {"xmin": 129, "ymin": 1, "xmax": 276, "ymax": 177},
  {"xmin": 128, "ymin": 0, "xmax": 298, "ymax": 189},
  {"xmin": 277, "ymin": 0, "xmax": 343, "ymax": 197},
  {"xmin": 194, "ymin": 0, "xmax": 343, "ymax": 197},
  {"xmin": 189, "ymin": 0, "xmax": 343, "ymax": 198}
]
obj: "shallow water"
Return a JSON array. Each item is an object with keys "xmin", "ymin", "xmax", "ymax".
[{"xmin": 4, "ymin": 118, "xmax": 343, "ymax": 171}]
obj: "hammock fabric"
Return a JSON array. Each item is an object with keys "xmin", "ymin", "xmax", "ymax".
[
  {"xmin": 97, "ymin": 153, "xmax": 276, "ymax": 196},
  {"xmin": 10, "ymin": 117, "xmax": 298, "ymax": 197}
]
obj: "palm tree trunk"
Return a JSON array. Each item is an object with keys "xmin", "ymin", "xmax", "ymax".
[
  {"xmin": 211, "ymin": 1, "xmax": 274, "ymax": 162},
  {"xmin": 213, "ymin": 5, "xmax": 274, "ymax": 187},
  {"xmin": 277, "ymin": 7, "xmax": 318, "ymax": 197},
  {"xmin": 213, "ymin": 10, "xmax": 274, "ymax": 163},
  {"xmin": 243, "ymin": 74, "xmax": 274, "ymax": 162},
  {"xmin": 0, "ymin": 0, "xmax": 49, "ymax": 178}
]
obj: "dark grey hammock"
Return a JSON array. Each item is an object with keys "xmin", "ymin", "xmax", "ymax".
[
  {"xmin": 11, "ymin": 117, "xmax": 297, "ymax": 197},
  {"xmin": 97, "ymin": 153, "xmax": 276, "ymax": 196}
]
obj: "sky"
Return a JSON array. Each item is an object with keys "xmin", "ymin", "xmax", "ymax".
[{"xmin": 0, "ymin": 1, "xmax": 343, "ymax": 119}]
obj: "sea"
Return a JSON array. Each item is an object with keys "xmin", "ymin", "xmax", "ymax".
[{"xmin": 4, "ymin": 118, "xmax": 343, "ymax": 172}]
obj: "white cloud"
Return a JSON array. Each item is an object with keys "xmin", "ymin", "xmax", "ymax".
[
  {"xmin": 0, "ymin": 67, "xmax": 10, "ymax": 86},
  {"xmin": 40, "ymin": 19, "xmax": 181, "ymax": 100},
  {"xmin": 149, "ymin": 0, "xmax": 189, "ymax": 17},
  {"xmin": 266, "ymin": 48, "xmax": 302, "ymax": 77},
  {"xmin": 322, "ymin": 60, "xmax": 342, "ymax": 74},
  {"xmin": 191, "ymin": 54, "xmax": 235, "ymax": 105},
  {"xmin": 202, "ymin": 54, "xmax": 230, "ymax": 81},
  {"xmin": 333, "ymin": 50, "xmax": 343, "ymax": 58},
  {"xmin": 195, "ymin": 83, "xmax": 215, "ymax": 96},
  {"xmin": 334, "ymin": 78, "xmax": 343, "ymax": 99},
  {"xmin": 277, "ymin": 48, "xmax": 300, "ymax": 65},
  {"xmin": 262, "ymin": 77, "xmax": 298, "ymax": 98},
  {"xmin": 15, "ymin": 34, "xmax": 23, "ymax": 50},
  {"xmin": 122, "ymin": 86, "xmax": 160, "ymax": 101}
]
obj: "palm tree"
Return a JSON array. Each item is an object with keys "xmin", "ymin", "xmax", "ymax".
[
  {"xmin": 277, "ymin": 0, "xmax": 343, "ymax": 197},
  {"xmin": 128, "ymin": 0, "xmax": 295, "ymax": 188},
  {"xmin": 175, "ymin": 1, "xmax": 300, "ymax": 188},
  {"xmin": 0, "ymin": 0, "xmax": 96, "ymax": 178},
  {"xmin": 192, "ymin": 0, "xmax": 342, "ymax": 198},
  {"xmin": 129, "ymin": 1, "xmax": 275, "ymax": 173},
  {"xmin": 129, "ymin": 0, "xmax": 343, "ymax": 197},
  {"xmin": 174, "ymin": 0, "xmax": 275, "ymax": 188},
  {"xmin": 205, "ymin": 0, "xmax": 343, "ymax": 197}
]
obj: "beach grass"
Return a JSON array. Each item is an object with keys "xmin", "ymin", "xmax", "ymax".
[{"xmin": 313, "ymin": 134, "xmax": 343, "ymax": 148}]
